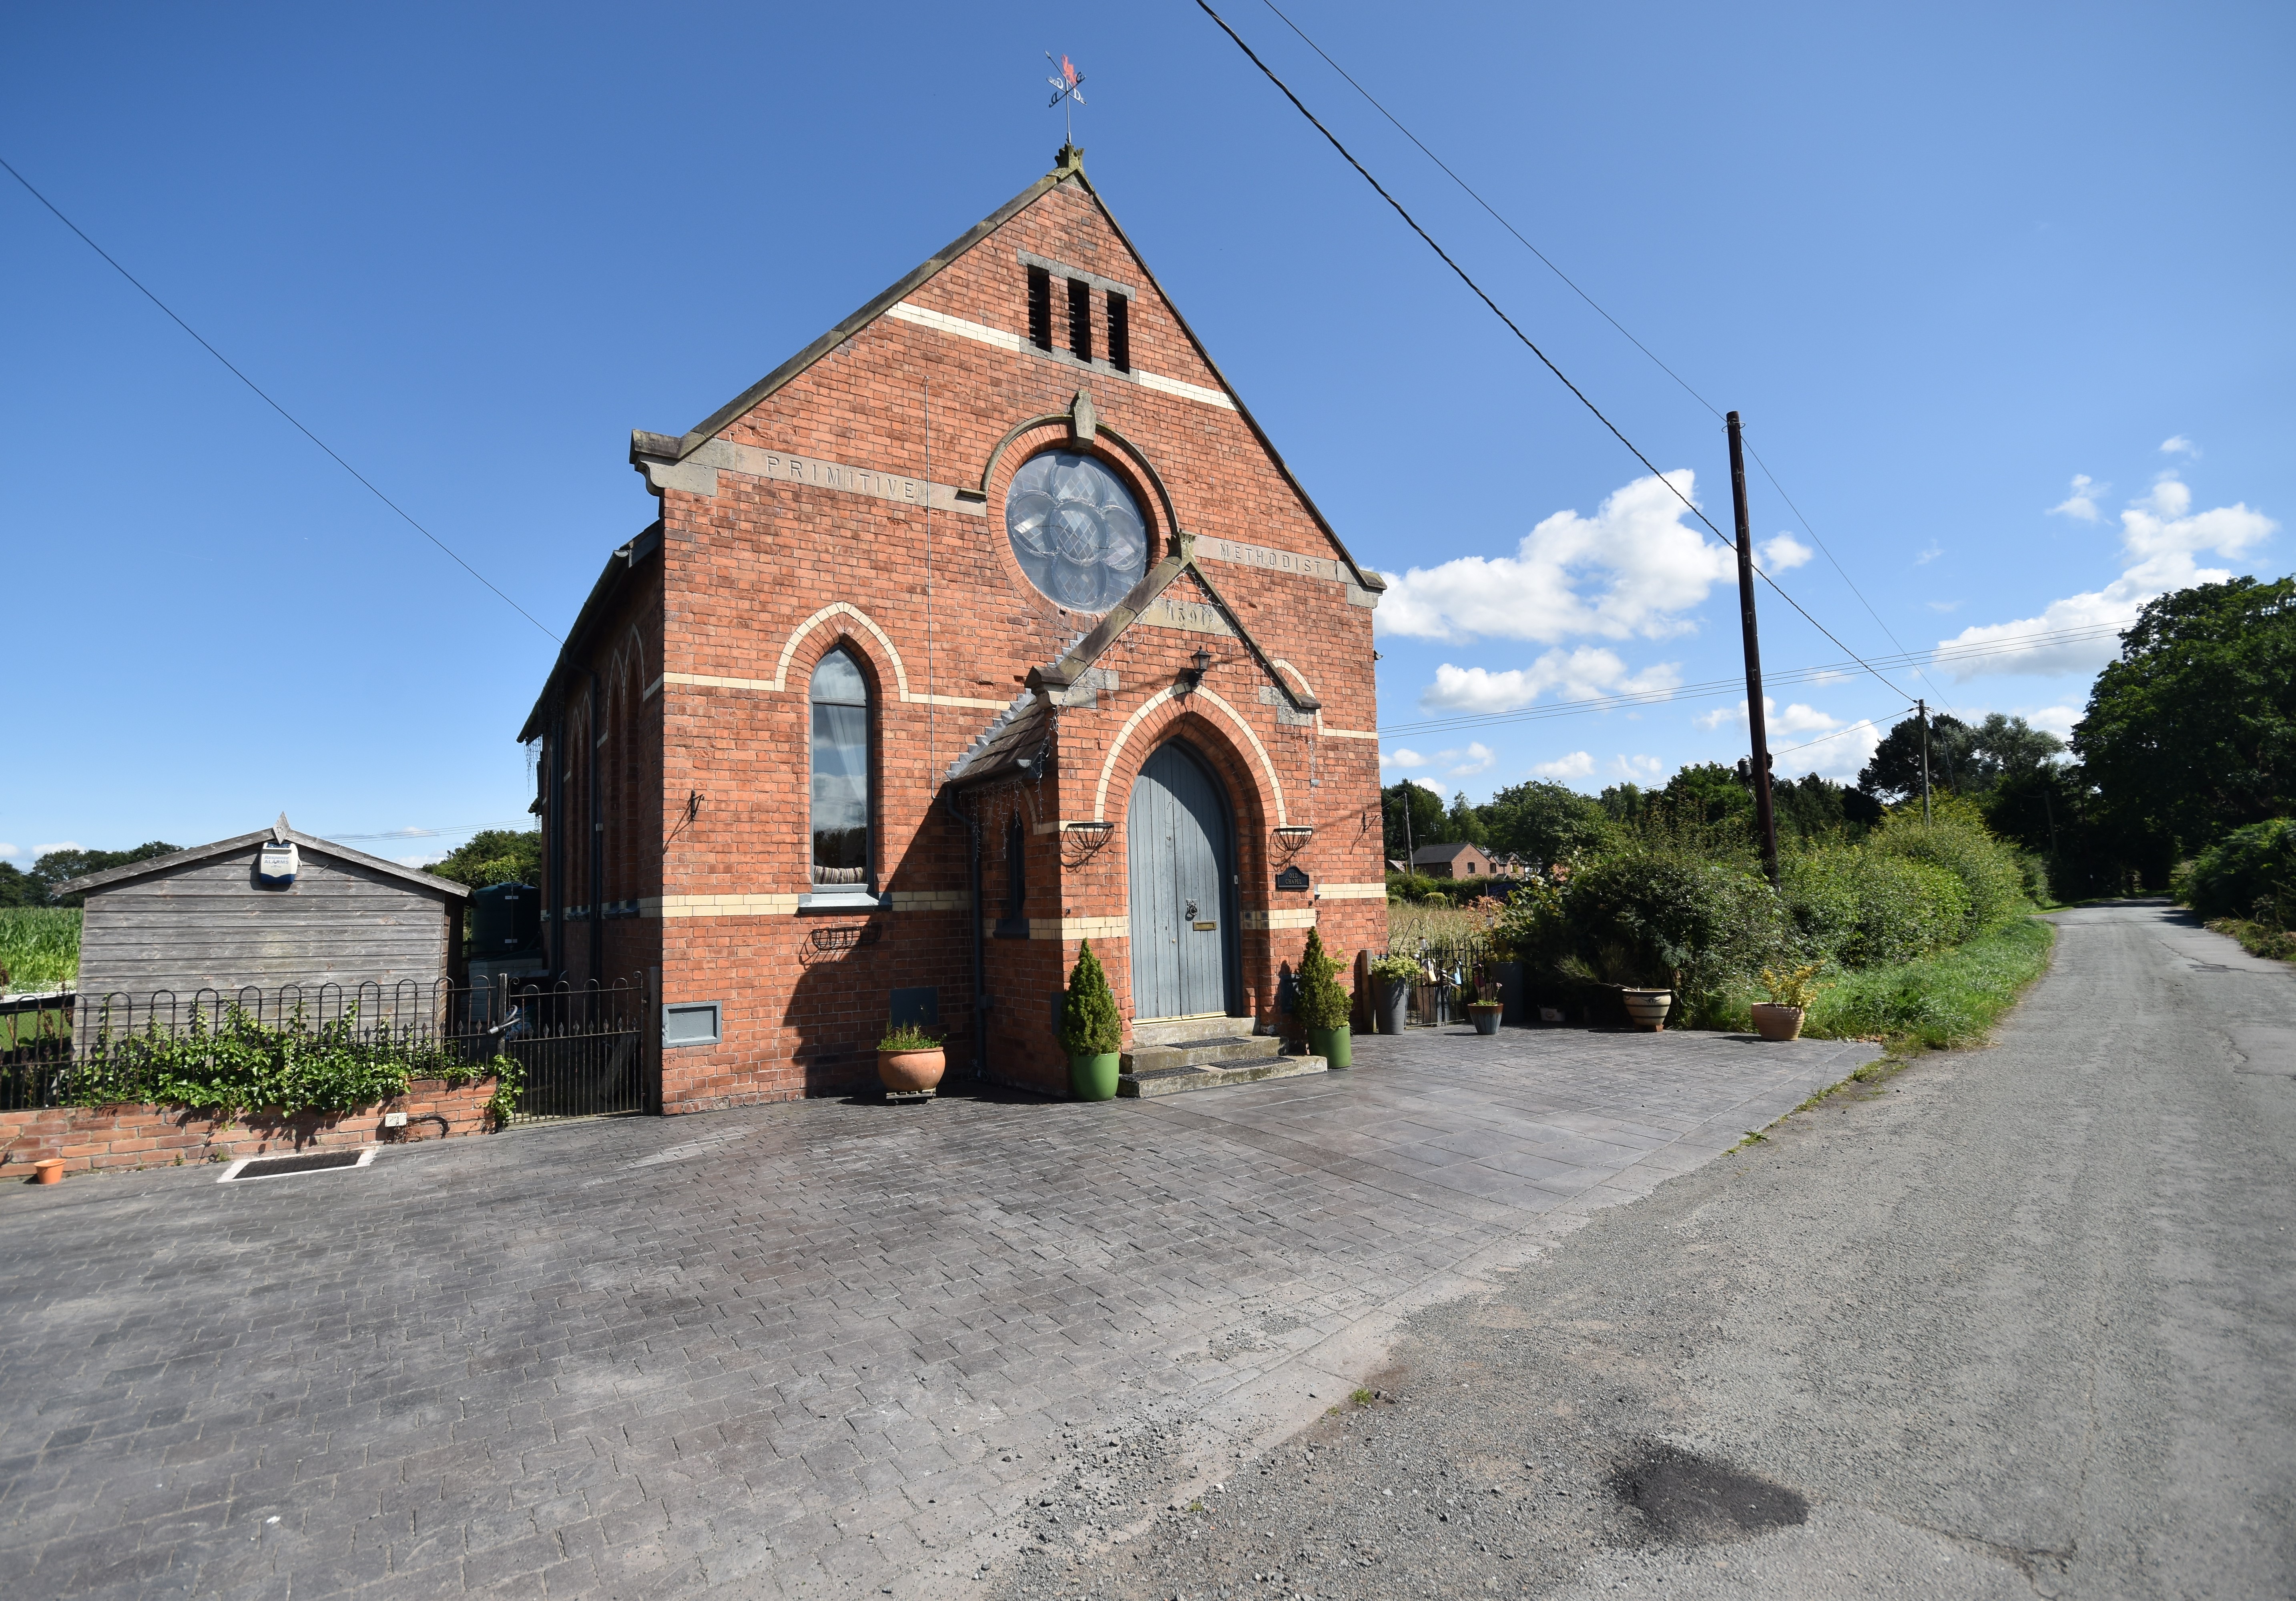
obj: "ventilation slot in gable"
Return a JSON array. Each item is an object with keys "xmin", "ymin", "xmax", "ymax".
[
  {"xmin": 1106, "ymin": 291, "xmax": 1131, "ymax": 373},
  {"xmin": 1027, "ymin": 266, "xmax": 1053, "ymax": 353},
  {"xmin": 1067, "ymin": 277, "xmax": 1093, "ymax": 363}
]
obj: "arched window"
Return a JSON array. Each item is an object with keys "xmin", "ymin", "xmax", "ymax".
[{"xmin": 809, "ymin": 648, "xmax": 871, "ymax": 885}]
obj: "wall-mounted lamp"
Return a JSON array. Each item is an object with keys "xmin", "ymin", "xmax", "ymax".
[
  {"xmin": 1273, "ymin": 823, "xmax": 1316, "ymax": 855},
  {"xmin": 1176, "ymin": 646, "xmax": 1215, "ymax": 696}
]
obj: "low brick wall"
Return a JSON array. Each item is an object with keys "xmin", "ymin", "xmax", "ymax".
[{"xmin": 0, "ymin": 1077, "xmax": 500, "ymax": 1177}]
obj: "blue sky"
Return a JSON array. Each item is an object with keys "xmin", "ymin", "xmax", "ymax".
[{"xmin": 4, "ymin": 2, "xmax": 2288, "ymax": 867}]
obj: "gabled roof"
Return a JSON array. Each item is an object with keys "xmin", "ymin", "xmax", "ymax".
[
  {"xmin": 60, "ymin": 817, "xmax": 471, "ymax": 901},
  {"xmin": 518, "ymin": 524, "xmax": 662, "ymax": 744},
  {"xmin": 633, "ymin": 145, "xmax": 1386, "ymax": 598},
  {"xmin": 942, "ymin": 692, "xmax": 1051, "ymax": 789},
  {"xmin": 1411, "ymin": 842, "xmax": 1487, "ymax": 865}
]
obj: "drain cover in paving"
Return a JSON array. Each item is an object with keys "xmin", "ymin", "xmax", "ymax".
[{"xmin": 220, "ymin": 1148, "xmax": 376, "ymax": 1183}]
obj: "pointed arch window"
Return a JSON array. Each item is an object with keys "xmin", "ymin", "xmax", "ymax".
[{"xmin": 809, "ymin": 648, "xmax": 871, "ymax": 885}]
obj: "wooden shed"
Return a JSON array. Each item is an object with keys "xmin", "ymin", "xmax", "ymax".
[{"xmin": 62, "ymin": 815, "xmax": 470, "ymax": 999}]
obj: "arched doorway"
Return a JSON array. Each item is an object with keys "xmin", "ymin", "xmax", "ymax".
[{"xmin": 1126, "ymin": 740, "xmax": 1240, "ymax": 1022}]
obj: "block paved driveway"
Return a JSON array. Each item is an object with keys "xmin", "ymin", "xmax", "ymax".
[{"xmin": 0, "ymin": 1024, "xmax": 1878, "ymax": 1601}]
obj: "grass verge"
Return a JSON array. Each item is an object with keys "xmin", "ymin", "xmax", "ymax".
[
  {"xmin": 1800, "ymin": 916, "xmax": 2056, "ymax": 1048},
  {"xmin": 1712, "ymin": 915, "xmax": 2056, "ymax": 1052},
  {"xmin": 0, "ymin": 907, "xmax": 80, "ymax": 989},
  {"xmin": 2206, "ymin": 917, "xmax": 2296, "ymax": 962}
]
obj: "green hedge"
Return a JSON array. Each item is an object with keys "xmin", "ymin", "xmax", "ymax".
[
  {"xmin": 1867, "ymin": 811, "xmax": 2030, "ymax": 939},
  {"xmin": 1782, "ymin": 848, "xmax": 1968, "ymax": 969},
  {"xmin": 2179, "ymin": 818, "xmax": 2294, "ymax": 923}
]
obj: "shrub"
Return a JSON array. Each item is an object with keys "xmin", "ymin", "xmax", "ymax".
[
  {"xmin": 1556, "ymin": 848, "xmax": 1790, "ymax": 1005},
  {"xmin": 1368, "ymin": 953, "xmax": 1421, "ymax": 986},
  {"xmin": 880, "ymin": 1023, "xmax": 938, "ymax": 1051},
  {"xmin": 2182, "ymin": 818, "xmax": 2296, "ymax": 923},
  {"xmin": 1060, "ymin": 940, "xmax": 1123, "ymax": 1057},
  {"xmin": 1781, "ymin": 847, "xmax": 1968, "ymax": 968},
  {"xmin": 1867, "ymin": 808, "xmax": 2029, "ymax": 938},
  {"xmin": 1296, "ymin": 928, "xmax": 1353, "ymax": 1030},
  {"xmin": 70, "ymin": 999, "xmax": 515, "ymax": 1119}
]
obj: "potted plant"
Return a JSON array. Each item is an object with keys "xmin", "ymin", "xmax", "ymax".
[
  {"xmin": 1297, "ymin": 927, "xmax": 1353, "ymax": 1067},
  {"xmin": 1751, "ymin": 963, "xmax": 1823, "ymax": 1042},
  {"xmin": 1060, "ymin": 940, "xmax": 1123, "ymax": 1101},
  {"xmin": 1466, "ymin": 967, "xmax": 1504, "ymax": 1036},
  {"xmin": 877, "ymin": 1022, "xmax": 946, "ymax": 1096},
  {"xmin": 1367, "ymin": 954, "xmax": 1418, "ymax": 1035}
]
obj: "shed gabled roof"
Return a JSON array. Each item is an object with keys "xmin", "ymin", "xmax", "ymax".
[
  {"xmin": 631, "ymin": 145, "xmax": 1386, "ymax": 598},
  {"xmin": 59, "ymin": 818, "xmax": 472, "ymax": 901}
]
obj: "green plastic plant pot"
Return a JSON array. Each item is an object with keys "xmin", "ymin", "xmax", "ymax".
[
  {"xmin": 1306, "ymin": 1024, "xmax": 1352, "ymax": 1068},
  {"xmin": 1069, "ymin": 1051, "xmax": 1121, "ymax": 1101}
]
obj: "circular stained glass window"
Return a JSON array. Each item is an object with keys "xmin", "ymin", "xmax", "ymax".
[{"xmin": 1004, "ymin": 450, "xmax": 1148, "ymax": 612}]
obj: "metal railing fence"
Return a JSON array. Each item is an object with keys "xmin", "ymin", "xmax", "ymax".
[{"xmin": 0, "ymin": 974, "xmax": 650, "ymax": 1122}]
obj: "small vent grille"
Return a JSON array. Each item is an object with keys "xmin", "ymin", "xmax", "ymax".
[
  {"xmin": 1027, "ymin": 267, "xmax": 1053, "ymax": 352},
  {"xmin": 1107, "ymin": 291, "xmax": 1131, "ymax": 372},
  {"xmin": 1067, "ymin": 277, "xmax": 1093, "ymax": 362}
]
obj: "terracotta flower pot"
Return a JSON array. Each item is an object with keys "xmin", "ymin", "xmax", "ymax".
[
  {"xmin": 877, "ymin": 1047, "xmax": 946, "ymax": 1095},
  {"xmin": 1750, "ymin": 1003, "xmax": 1805, "ymax": 1042},
  {"xmin": 1620, "ymin": 988, "xmax": 1673, "ymax": 1031},
  {"xmin": 32, "ymin": 1159, "xmax": 65, "ymax": 1185},
  {"xmin": 1468, "ymin": 1002, "xmax": 1503, "ymax": 1036}
]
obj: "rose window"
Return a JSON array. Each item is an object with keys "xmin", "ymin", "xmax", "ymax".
[{"xmin": 1004, "ymin": 450, "xmax": 1148, "ymax": 612}]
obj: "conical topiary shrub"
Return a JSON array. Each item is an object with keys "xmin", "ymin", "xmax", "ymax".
[
  {"xmin": 1060, "ymin": 940, "xmax": 1123, "ymax": 1100},
  {"xmin": 1296, "ymin": 926, "xmax": 1355, "ymax": 1067}
]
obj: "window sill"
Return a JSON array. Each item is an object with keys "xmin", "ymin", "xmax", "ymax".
[{"xmin": 799, "ymin": 890, "xmax": 884, "ymax": 912}]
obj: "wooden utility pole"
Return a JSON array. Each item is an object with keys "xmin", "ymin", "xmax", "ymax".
[
  {"xmin": 1727, "ymin": 412, "xmax": 1780, "ymax": 885},
  {"xmin": 1918, "ymin": 698, "xmax": 1932, "ymax": 823}
]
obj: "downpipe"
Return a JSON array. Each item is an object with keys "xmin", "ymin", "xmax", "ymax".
[{"xmin": 945, "ymin": 784, "xmax": 989, "ymax": 1082}]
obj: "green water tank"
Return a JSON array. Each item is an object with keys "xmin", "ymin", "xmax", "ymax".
[{"xmin": 472, "ymin": 882, "xmax": 540, "ymax": 955}]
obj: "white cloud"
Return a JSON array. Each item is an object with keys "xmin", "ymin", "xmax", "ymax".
[
  {"xmin": 34, "ymin": 841, "xmax": 80, "ymax": 855},
  {"xmin": 1442, "ymin": 742, "xmax": 1497, "ymax": 778},
  {"xmin": 1611, "ymin": 754, "xmax": 1665, "ymax": 782},
  {"xmin": 1942, "ymin": 475, "xmax": 2277, "ymax": 678},
  {"xmin": 2047, "ymin": 474, "xmax": 2104, "ymax": 522},
  {"xmin": 1697, "ymin": 696, "xmax": 1844, "ymax": 736},
  {"xmin": 1915, "ymin": 543, "xmax": 1944, "ymax": 566},
  {"xmin": 1377, "ymin": 471, "xmax": 1734, "ymax": 643},
  {"xmin": 1530, "ymin": 751, "xmax": 1596, "ymax": 780},
  {"xmin": 2160, "ymin": 435, "xmax": 2197, "ymax": 456},
  {"xmin": 1380, "ymin": 747, "xmax": 1428, "ymax": 770},
  {"xmin": 397, "ymin": 853, "xmax": 449, "ymax": 869},
  {"xmin": 1792, "ymin": 718, "xmax": 1885, "ymax": 782},
  {"xmin": 2026, "ymin": 704, "xmax": 2082, "ymax": 739},
  {"xmin": 1408, "ymin": 777, "xmax": 1444, "ymax": 794},
  {"xmin": 1760, "ymin": 534, "xmax": 1813, "ymax": 571},
  {"xmin": 1420, "ymin": 648, "xmax": 1681, "ymax": 716},
  {"xmin": 0, "ymin": 844, "xmax": 18, "ymax": 859}
]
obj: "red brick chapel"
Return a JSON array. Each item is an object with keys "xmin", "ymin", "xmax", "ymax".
[{"xmin": 519, "ymin": 146, "xmax": 1387, "ymax": 1109}]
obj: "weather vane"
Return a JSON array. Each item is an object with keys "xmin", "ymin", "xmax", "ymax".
[{"xmin": 1045, "ymin": 51, "xmax": 1086, "ymax": 144}]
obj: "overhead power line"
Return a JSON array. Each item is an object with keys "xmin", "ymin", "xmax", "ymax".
[
  {"xmin": 1200, "ymin": 3, "xmax": 1922, "ymax": 705},
  {"xmin": 1258, "ymin": 0, "xmax": 1955, "ymax": 721},
  {"xmin": 0, "ymin": 154, "xmax": 559, "ymax": 644}
]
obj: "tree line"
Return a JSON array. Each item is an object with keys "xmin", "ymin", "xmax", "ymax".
[{"xmin": 1387, "ymin": 574, "xmax": 2294, "ymax": 899}]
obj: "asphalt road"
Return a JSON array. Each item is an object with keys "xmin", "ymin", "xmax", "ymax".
[{"xmin": 995, "ymin": 903, "xmax": 2296, "ymax": 1601}]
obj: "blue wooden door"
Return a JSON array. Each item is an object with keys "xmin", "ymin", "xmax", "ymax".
[{"xmin": 1126, "ymin": 742, "xmax": 1235, "ymax": 1020}]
